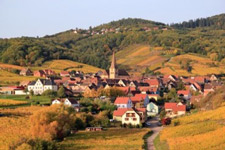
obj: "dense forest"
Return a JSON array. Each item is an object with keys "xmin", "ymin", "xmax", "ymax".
[{"xmin": 0, "ymin": 14, "xmax": 225, "ymax": 69}]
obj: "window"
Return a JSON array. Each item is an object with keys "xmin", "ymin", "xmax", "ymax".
[
  {"xmin": 126, "ymin": 113, "xmax": 130, "ymax": 117},
  {"xmin": 125, "ymin": 118, "xmax": 129, "ymax": 121},
  {"xmin": 133, "ymin": 118, "xmax": 137, "ymax": 121},
  {"xmin": 131, "ymin": 113, "xmax": 135, "ymax": 117}
]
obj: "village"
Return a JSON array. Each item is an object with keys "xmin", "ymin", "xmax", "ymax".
[{"xmin": 0, "ymin": 51, "xmax": 223, "ymax": 128}]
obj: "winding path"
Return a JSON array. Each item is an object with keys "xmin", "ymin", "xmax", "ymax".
[{"xmin": 147, "ymin": 116, "xmax": 163, "ymax": 150}]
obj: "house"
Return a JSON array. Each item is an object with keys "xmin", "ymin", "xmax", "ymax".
[
  {"xmin": 121, "ymin": 108, "xmax": 142, "ymax": 126},
  {"xmin": 33, "ymin": 70, "xmax": 46, "ymax": 77},
  {"xmin": 210, "ymin": 74, "xmax": 218, "ymax": 81},
  {"xmin": 114, "ymin": 97, "xmax": 132, "ymax": 108},
  {"xmin": 190, "ymin": 82, "xmax": 202, "ymax": 92},
  {"xmin": 144, "ymin": 79, "xmax": 160, "ymax": 88},
  {"xmin": 130, "ymin": 94, "xmax": 149, "ymax": 108},
  {"xmin": 177, "ymin": 90, "xmax": 191, "ymax": 100},
  {"xmin": 43, "ymin": 69, "xmax": 56, "ymax": 76},
  {"xmin": 0, "ymin": 86, "xmax": 25, "ymax": 95},
  {"xmin": 86, "ymin": 127, "xmax": 103, "ymax": 131},
  {"xmin": 148, "ymin": 94, "xmax": 159, "ymax": 102},
  {"xmin": 113, "ymin": 108, "xmax": 129, "ymax": 121},
  {"xmin": 164, "ymin": 102, "xmax": 186, "ymax": 118},
  {"xmin": 28, "ymin": 79, "xmax": 58, "ymax": 95},
  {"xmin": 20, "ymin": 68, "xmax": 33, "ymax": 76},
  {"xmin": 203, "ymin": 84, "xmax": 214, "ymax": 96},
  {"xmin": 52, "ymin": 98, "xmax": 80, "ymax": 111},
  {"xmin": 60, "ymin": 71, "xmax": 70, "ymax": 77},
  {"xmin": 146, "ymin": 102, "xmax": 159, "ymax": 117}
]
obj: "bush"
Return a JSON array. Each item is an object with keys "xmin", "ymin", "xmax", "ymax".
[
  {"xmin": 42, "ymin": 90, "xmax": 57, "ymax": 98},
  {"xmin": 173, "ymin": 120, "xmax": 180, "ymax": 126}
]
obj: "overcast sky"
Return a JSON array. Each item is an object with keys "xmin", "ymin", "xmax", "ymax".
[{"xmin": 0, "ymin": 0, "xmax": 224, "ymax": 38}]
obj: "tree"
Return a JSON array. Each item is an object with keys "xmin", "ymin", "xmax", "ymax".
[
  {"xmin": 29, "ymin": 105, "xmax": 76, "ymax": 140},
  {"xmin": 176, "ymin": 80, "xmax": 185, "ymax": 90},
  {"xmin": 29, "ymin": 90, "xmax": 34, "ymax": 97},
  {"xmin": 57, "ymin": 86, "xmax": 66, "ymax": 98},
  {"xmin": 166, "ymin": 88, "xmax": 177, "ymax": 100},
  {"xmin": 42, "ymin": 90, "xmax": 57, "ymax": 98}
]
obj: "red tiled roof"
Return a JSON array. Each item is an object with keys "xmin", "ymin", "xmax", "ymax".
[
  {"xmin": 60, "ymin": 71, "xmax": 69, "ymax": 75},
  {"xmin": 144, "ymin": 79, "xmax": 159, "ymax": 86},
  {"xmin": 177, "ymin": 90, "xmax": 190, "ymax": 95},
  {"xmin": 130, "ymin": 94, "xmax": 147, "ymax": 102},
  {"xmin": 194, "ymin": 76, "xmax": 205, "ymax": 82},
  {"xmin": 113, "ymin": 108, "xmax": 133, "ymax": 116},
  {"xmin": 114, "ymin": 97, "xmax": 130, "ymax": 104},
  {"xmin": 165, "ymin": 103, "xmax": 186, "ymax": 112}
]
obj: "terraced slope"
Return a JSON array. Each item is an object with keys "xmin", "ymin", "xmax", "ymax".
[
  {"xmin": 157, "ymin": 54, "xmax": 225, "ymax": 76},
  {"xmin": 158, "ymin": 106, "xmax": 225, "ymax": 150},
  {"xmin": 116, "ymin": 45, "xmax": 168, "ymax": 76}
]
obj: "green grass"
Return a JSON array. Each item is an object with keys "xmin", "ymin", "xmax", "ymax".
[
  {"xmin": 154, "ymin": 135, "xmax": 169, "ymax": 150},
  {"xmin": 59, "ymin": 128, "xmax": 150, "ymax": 150}
]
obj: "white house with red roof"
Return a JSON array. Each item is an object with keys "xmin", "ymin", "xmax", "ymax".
[
  {"xmin": 113, "ymin": 108, "xmax": 146, "ymax": 125},
  {"xmin": 164, "ymin": 102, "xmax": 186, "ymax": 118},
  {"xmin": 52, "ymin": 98, "xmax": 80, "ymax": 109},
  {"xmin": 114, "ymin": 97, "xmax": 132, "ymax": 108},
  {"xmin": 177, "ymin": 90, "xmax": 191, "ymax": 100}
]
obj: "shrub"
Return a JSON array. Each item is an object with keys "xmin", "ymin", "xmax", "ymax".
[{"xmin": 173, "ymin": 120, "xmax": 180, "ymax": 126}]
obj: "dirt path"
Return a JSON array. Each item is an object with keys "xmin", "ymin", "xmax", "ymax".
[{"xmin": 147, "ymin": 116, "xmax": 163, "ymax": 150}]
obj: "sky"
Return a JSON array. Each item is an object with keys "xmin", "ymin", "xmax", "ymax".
[{"xmin": 0, "ymin": 0, "xmax": 224, "ymax": 38}]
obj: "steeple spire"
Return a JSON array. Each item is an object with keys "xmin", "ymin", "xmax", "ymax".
[
  {"xmin": 109, "ymin": 51, "xmax": 118, "ymax": 79},
  {"xmin": 110, "ymin": 51, "xmax": 117, "ymax": 69}
]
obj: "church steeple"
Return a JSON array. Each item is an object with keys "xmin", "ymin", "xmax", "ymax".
[
  {"xmin": 110, "ymin": 51, "xmax": 117, "ymax": 69},
  {"xmin": 109, "ymin": 51, "xmax": 118, "ymax": 79}
]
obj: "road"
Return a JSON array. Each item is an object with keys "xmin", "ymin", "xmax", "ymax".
[{"xmin": 147, "ymin": 116, "xmax": 163, "ymax": 150}]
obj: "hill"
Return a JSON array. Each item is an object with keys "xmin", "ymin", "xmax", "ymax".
[
  {"xmin": 171, "ymin": 13, "xmax": 225, "ymax": 29},
  {"xmin": 0, "ymin": 14, "xmax": 224, "ymax": 73},
  {"xmin": 115, "ymin": 45, "xmax": 168, "ymax": 76},
  {"xmin": 156, "ymin": 53, "xmax": 225, "ymax": 76},
  {"xmin": 193, "ymin": 86, "xmax": 225, "ymax": 110},
  {"xmin": 157, "ymin": 105, "xmax": 225, "ymax": 150}
]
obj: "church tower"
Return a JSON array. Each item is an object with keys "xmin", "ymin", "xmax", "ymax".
[{"xmin": 109, "ymin": 51, "xmax": 118, "ymax": 79}]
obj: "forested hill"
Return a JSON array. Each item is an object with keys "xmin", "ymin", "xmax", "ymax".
[
  {"xmin": 0, "ymin": 14, "xmax": 225, "ymax": 70},
  {"xmin": 171, "ymin": 13, "xmax": 225, "ymax": 29}
]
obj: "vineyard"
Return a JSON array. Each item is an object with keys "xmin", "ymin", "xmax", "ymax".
[
  {"xmin": 0, "ymin": 106, "xmax": 45, "ymax": 150},
  {"xmin": 159, "ymin": 106, "xmax": 225, "ymax": 150},
  {"xmin": 157, "ymin": 54, "xmax": 225, "ymax": 76},
  {"xmin": 59, "ymin": 128, "xmax": 150, "ymax": 150},
  {"xmin": 0, "ymin": 99, "xmax": 27, "ymax": 107}
]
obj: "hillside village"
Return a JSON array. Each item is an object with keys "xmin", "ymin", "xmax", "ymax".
[{"xmin": 0, "ymin": 51, "xmax": 224, "ymax": 128}]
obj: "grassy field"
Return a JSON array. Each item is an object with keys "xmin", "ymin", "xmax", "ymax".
[
  {"xmin": 158, "ymin": 106, "xmax": 225, "ymax": 150},
  {"xmin": 0, "ymin": 95, "xmax": 52, "ymax": 107},
  {"xmin": 59, "ymin": 128, "xmax": 150, "ymax": 150}
]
